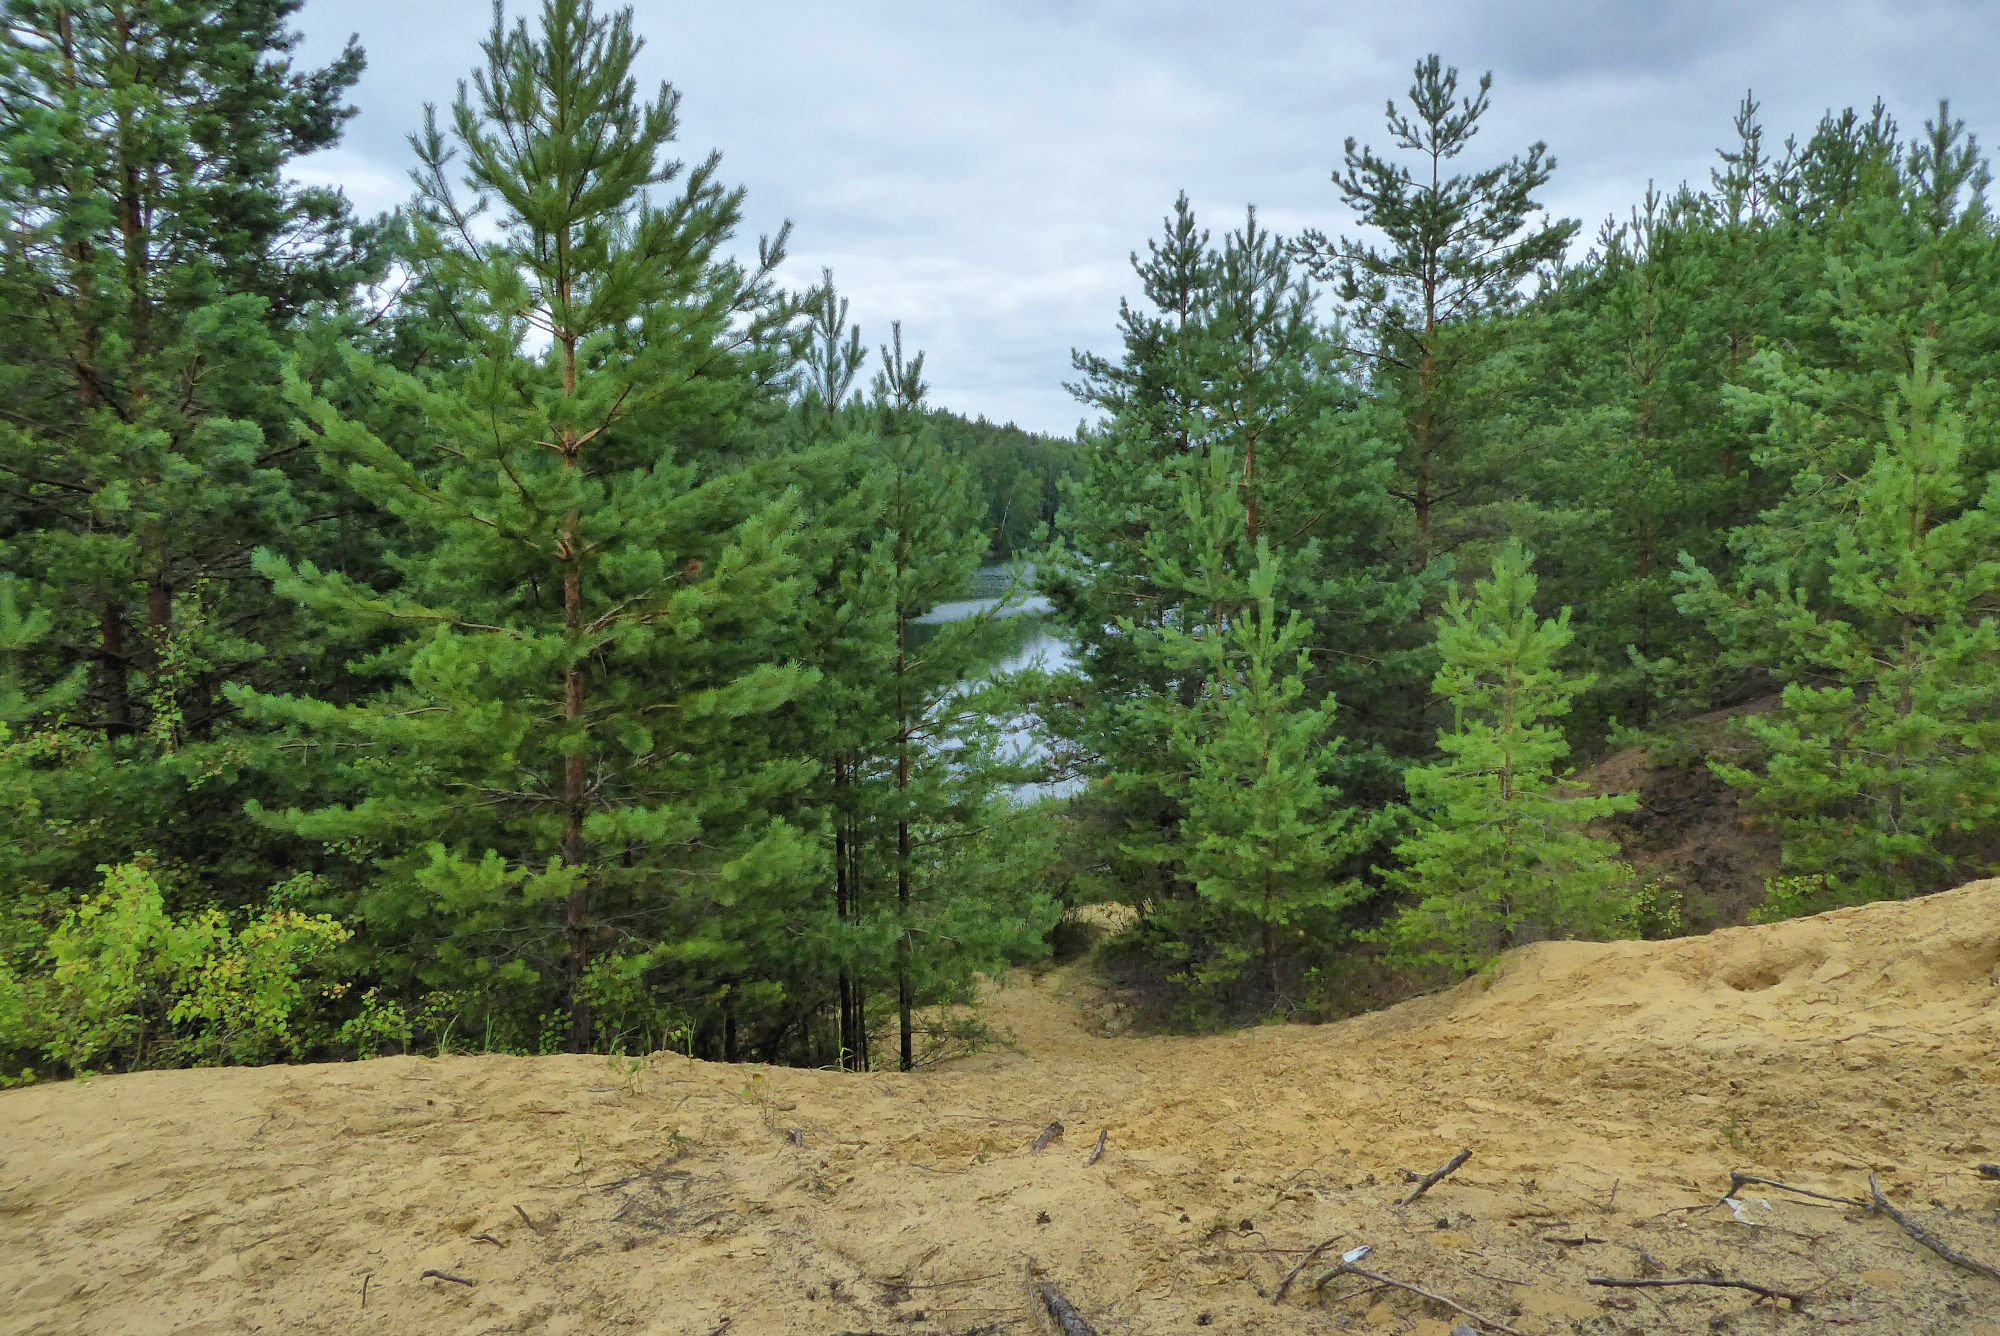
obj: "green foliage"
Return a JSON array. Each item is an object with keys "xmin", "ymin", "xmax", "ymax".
[
  {"xmin": 1381, "ymin": 542, "xmax": 1638, "ymax": 974},
  {"xmin": 235, "ymin": 0, "xmax": 819, "ymax": 1055},
  {"xmin": 1298, "ymin": 54, "xmax": 1578, "ymax": 557},
  {"xmin": 1046, "ymin": 192, "xmax": 1432, "ymax": 977},
  {"xmin": 1678, "ymin": 352, "xmax": 2000, "ymax": 901},
  {"xmin": 1160, "ymin": 462, "xmax": 1386, "ymax": 999},
  {"xmin": 3, "ymin": 9, "xmax": 1999, "ymax": 1079},
  {"xmin": 1, "ymin": 861, "xmax": 384, "ymax": 1077},
  {"xmin": 1748, "ymin": 873, "xmax": 1858, "ymax": 925},
  {"xmin": 1621, "ymin": 871, "xmax": 1686, "ymax": 940}
]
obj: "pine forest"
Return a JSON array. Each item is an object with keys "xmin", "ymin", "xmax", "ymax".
[{"xmin": 5, "ymin": 0, "xmax": 2000, "ymax": 1086}]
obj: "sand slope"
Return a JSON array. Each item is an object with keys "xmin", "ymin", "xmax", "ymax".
[{"xmin": 3, "ymin": 883, "xmax": 1998, "ymax": 1335}]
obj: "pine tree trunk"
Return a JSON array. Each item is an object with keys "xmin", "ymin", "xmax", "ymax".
[
  {"xmin": 99, "ymin": 602, "xmax": 133, "ymax": 737},
  {"xmin": 557, "ymin": 287, "xmax": 591, "ymax": 1051},
  {"xmin": 896, "ymin": 616, "xmax": 914, "ymax": 1073},
  {"xmin": 562, "ymin": 548, "xmax": 588, "ymax": 1051},
  {"xmin": 834, "ymin": 757, "xmax": 857, "ymax": 1070}
]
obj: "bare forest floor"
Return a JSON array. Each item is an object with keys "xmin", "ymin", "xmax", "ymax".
[{"xmin": 4, "ymin": 881, "xmax": 2000, "ymax": 1335}]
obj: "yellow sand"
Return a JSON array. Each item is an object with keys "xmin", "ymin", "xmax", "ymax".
[{"xmin": 4, "ymin": 882, "xmax": 1998, "ymax": 1334}]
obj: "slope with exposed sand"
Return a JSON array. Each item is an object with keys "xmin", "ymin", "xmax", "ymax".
[{"xmin": 3, "ymin": 882, "xmax": 1998, "ymax": 1334}]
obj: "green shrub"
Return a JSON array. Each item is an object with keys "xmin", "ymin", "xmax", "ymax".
[{"xmin": 4, "ymin": 860, "xmax": 401, "ymax": 1076}]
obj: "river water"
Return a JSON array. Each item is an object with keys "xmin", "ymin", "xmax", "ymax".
[{"xmin": 912, "ymin": 563, "xmax": 1078, "ymax": 801}]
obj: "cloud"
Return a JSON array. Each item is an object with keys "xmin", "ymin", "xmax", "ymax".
[{"xmin": 290, "ymin": 0, "xmax": 2000, "ymax": 435}]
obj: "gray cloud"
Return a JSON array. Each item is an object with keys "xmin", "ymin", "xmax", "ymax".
[{"xmin": 291, "ymin": 0, "xmax": 2000, "ymax": 435}]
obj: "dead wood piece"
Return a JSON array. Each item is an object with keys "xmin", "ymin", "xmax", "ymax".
[
  {"xmin": 1586, "ymin": 1275, "xmax": 1806, "ymax": 1307},
  {"xmin": 701, "ymin": 1321, "xmax": 733, "ymax": 1336},
  {"xmin": 359, "ymin": 1273, "xmax": 371, "ymax": 1309},
  {"xmin": 1032, "ymin": 1121, "xmax": 1065, "ymax": 1155},
  {"xmin": 1868, "ymin": 1173, "xmax": 2000, "ymax": 1284},
  {"xmin": 1271, "ymin": 1237, "xmax": 1340, "ymax": 1305},
  {"xmin": 1034, "ymin": 1280, "xmax": 1100, "ymax": 1336},
  {"xmin": 420, "ymin": 1269, "xmax": 476, "ymax": 1287},
  {"xmin": 472, "ymin": 1232, "xmax": 504, "ymax": 1247},
  {"xmin": 513, "ymin": 1203, "xmax": 552, "ymax": 1233},
  {"xmin": 1313, "ymin": 1262, "xmax": 1525, "ymax": 1335},
  {"xmin": 1087, "ymin": 1129, "xmax": 1108, "ymax": 1167},
  {"xmin": 1400, "ymin": 1148, "xmax": 1472, "ymax": 1207},
  {"xmin": 1723, "ymin": 1171, "xmax": 1863, "ymax": 1209}
]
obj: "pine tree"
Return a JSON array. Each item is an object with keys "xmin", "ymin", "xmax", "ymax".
[
  {"xmin": 1676, "ymin": 352, "xmax": 2000, "ymax": 906},
  {"xmin": 238, "ymin": 0, "xmax": 815, "ymax": 1053},
  {"xmin": 1048, "ymin": 198, "xmax": 1426, "ymax": 926},
  {"xmin": 867, "ymin": 347, "xmax": 1031, "ymax": 1069},
  {"xmin": 0, "ymin": 0, "xmax": 374, "ymax": 900},
  {"xmin": 1731, "ymin": 103, "xmax": 2000, "ymax": 597},
  {"xmin": 1161, "ymin": 457, "xmax": 1380, "ymax": 999},
  {"xmin": 1297, "ymin": 54, "xmax": 1577, "ymax": 559},
  {"xmin": 1383, "ymin": 542, "xmax": 1636, "ymax": 975}
]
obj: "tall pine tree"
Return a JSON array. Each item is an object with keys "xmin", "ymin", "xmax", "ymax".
[
  {"xmin": 1383, "ymin": 542, "xmax": 1636, "ymax": 975},
  {"xmin": 239, "ymin": 0, "xmax": 815, "ymax": 1053}
]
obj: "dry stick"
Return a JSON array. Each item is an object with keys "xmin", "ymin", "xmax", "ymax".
[
  {"xmin": 1314, "ymin": 1263, "xmax": 1526, "ymax": 1335},
  {"xmin": 1033, "ymin": 1280, "xmax": 1100, "ymax": 1336},
  {"xmin": 1087, "ymin": 1130, "xmax": 1108, "ymax": 1167},
  {"xmin": 1272, "ymin": 1237, "xmax": 1341, "ymax": 1305},
  {"xmin": 1401, "ymin": 1148, "xmax": 1473, "ymax": 1207},
  {"xmin": 1868, "ymin": 1174, "xmax": 2000, "ymax": 1284},
  {"xmin": 419, "ymin": 1269, "xmax": 476, "ymax": 1287},
  {"xmin": 1586, "ymin": 1276, "xmax": 1808, "ymax": 1307},
  {"xmin": 513, "ymin": 1203, "xmax": 551, "ymax": 1234},
  {"xmin": 1724, "ymin": 1171, "xmax": 1863, "ymax": 1209},
  {"xmin": 359, "ymin": 1273, "xmax": 370, "ymax": 1309}
]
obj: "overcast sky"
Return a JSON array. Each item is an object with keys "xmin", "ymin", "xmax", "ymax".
[{"xmin": 289, "ymin": 0, "xmax": 2000, "ymax": 436}]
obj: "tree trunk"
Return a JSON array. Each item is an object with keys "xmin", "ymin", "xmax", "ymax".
[
  {"xmin": 896, "ymin": 616, "xmax": 914, "ymax": 1073},
  {"xmin": 99, "ymin": 601, "xmax": 133, "ymax": 737}
]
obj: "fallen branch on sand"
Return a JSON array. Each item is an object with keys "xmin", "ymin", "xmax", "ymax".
[
  {"xmin": 1027, "ymin": 1269, "xmax": 1099, "ymax": 1336},
  {"xmin": 1719, "ymin": 1171, "xmax": 1863, "ymax": 1210},
  {"xmin": 1271, "ymin": 1237, "xmax": 1340, "ymax": 1304},
  {"xmin": 1586, "ymin": 1275, "xmax": 1807, "ymax": 1307},
  {"xmin": 1314, "ymin": 1258, "xmax": 1525, "ymax": 1335},
  {"xmin": 1868, "ymin": 1174, "xmax": 2000, "ymax": 1284},
  {"xmin": 1087, "ymin": 1130, "xmax": 1107, "ymax": 1167},
  {"xmin": 1400, "ymin": 1148, "xmax": 1472, "ymax": 1207},
  {"xmin": 419, "ymin": 1269, "xmax": 476, "ymax": 1287}
]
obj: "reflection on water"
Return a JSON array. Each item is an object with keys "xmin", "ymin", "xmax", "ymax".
[{"xmin": 916, "ymin": 564, "xmax": 1078, "ymax": 801}]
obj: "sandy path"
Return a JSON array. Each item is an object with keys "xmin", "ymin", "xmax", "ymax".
[{"xmin": 3, "ymin": 883, "xmax": 1998, "ymax": 1334}]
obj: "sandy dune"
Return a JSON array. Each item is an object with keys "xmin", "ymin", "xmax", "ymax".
[{"xmin": 4, "ymin": 882, "xmax": 1998, "ymax": 1334}]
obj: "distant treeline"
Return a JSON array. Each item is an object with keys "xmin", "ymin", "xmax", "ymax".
[{"xmin": 927, "ymin": 410, "xmax": 1078, "ymax": 558}]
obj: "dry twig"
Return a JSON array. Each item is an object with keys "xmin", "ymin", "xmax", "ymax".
[
  {"xmin": 1087, "ymin": 1130, "xmax": 1108, "ymax": 1167},
  {"xmin": 1722, "ymin": 1171, "xmax": 1863, "ymax": 1210},
  {"xmin": 1271, "ymin": 1237, "xmax": 1340, "ymax": 1305},
  {"xmin": 1030, "ymin": 1275, "xmax": 1098, "ymax": 1336},
  {"xmin": 1868, "ymin": 1174, "xmax": 2000, "ymax": 1284},
  {"xmin": 1315, "ymin": 1261, "xmax": 1525, "ymax": 1335},
  {"xmin": 1586, "ymin": 1275, "xmax": 1807, "ymax": 1307},
  {"xmin": 1401, "ymin": 1148, "xmax": 1472, "ymax": 1207},
  {"xmin": 419, "ymin": 1269, "xmax": 476, "ymax": 1287}
]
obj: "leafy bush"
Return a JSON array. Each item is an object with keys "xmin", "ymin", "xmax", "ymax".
[
  {"xmin": 1, "ymin": 861, "xmax": 402, "ymax": 1077},
  {"xmin": 1749, "ymin": 873, "xmax": 1866, "ymax": 925}
]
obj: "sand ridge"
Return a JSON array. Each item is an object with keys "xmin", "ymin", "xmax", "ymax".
[{"xmin": 2, "ymin": 881, "xmax": 1998, "ymax": 1334}]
